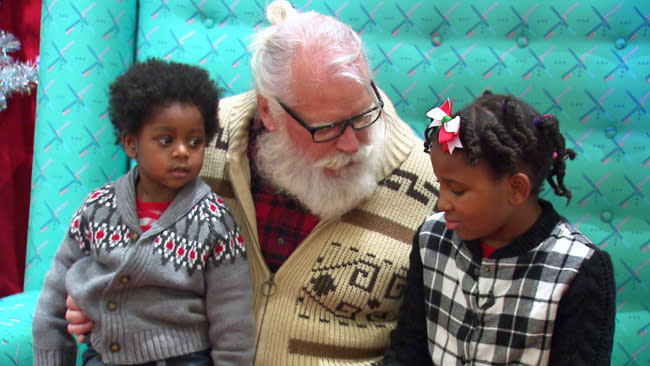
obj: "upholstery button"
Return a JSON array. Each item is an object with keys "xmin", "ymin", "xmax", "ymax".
[
  {"xmin": 432, "ymin": 35, "xmax": 442, "ymax": 47},
  {"xmin": 601, "ymin": 211, "xmax": 613, "ymax": 223},
  {"xmin": 605, "ymin": 126, "xmax": 617, "ymax": 138},
  {"xmin": 131, "ymin": 232, "xmax": 139, "ymax": 242},
  {"xmin": 615, "ymin": 38, "xmax": 626, "ymax": 50},
  {"xmin": 204, "ymin": 17, "xmax": 215, "ymax": 29},
  {"xmin": 517, "ymin": 36, "xmax": 528, "ymax": 48},
  {"xmin": 110, "ymin": 343, "xmax": 120, "ymax": 352},
  {"xmin": 107, "ymin": 301, "xmax": 118, "ymax": 311},
  {"xmin": 119, "ymin": 275, "xmax": 130, "ymax": 284}
]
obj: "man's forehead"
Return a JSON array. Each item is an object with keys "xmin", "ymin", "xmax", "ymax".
[{"xmin": 290, "ymin": 82, "xmax": 375, "ymax": 123}]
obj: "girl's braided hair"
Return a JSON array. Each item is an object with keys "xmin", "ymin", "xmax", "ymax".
[{"xmin": 424, "ymin": 90, "xmax": 577, "ymax": 204}]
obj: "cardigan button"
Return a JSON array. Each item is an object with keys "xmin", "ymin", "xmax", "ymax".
[
  {"xmin": 107, "ymin": 301, "xmax": 118, "ymax": 311},
  {"xmin": 483, "ymin": 264, "xmax": 491, "ymax": 273},
  {"xmin": 131, "ymin": 232, "xmax": 139, "ymax": 242},
  {"xmin": 276, "ymin": 237, "xmax": 285, "ymax": 245},
  {"xmin": 110, "ymin": 343, "xmax": 120, "ymax": 352},
  {"xmin": 119, "ymin": 275, "xmax": 130, "ymax": 284}
]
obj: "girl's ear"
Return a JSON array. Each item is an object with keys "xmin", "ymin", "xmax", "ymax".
[
  {"xmin": 121, "ymin": 132, "xmax": 137, "ymax": 159},
  {"xmin": 257, "ymin": 93, "xmax": 278, "ymax": 131},
  {"xmin": 508, "ymin": 172, "xmax": 532, "ymax": 205}
]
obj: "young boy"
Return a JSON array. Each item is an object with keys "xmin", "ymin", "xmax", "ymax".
[{"xmin": 32, "ymin": 58, "xmax": 255, "ymax": 366}]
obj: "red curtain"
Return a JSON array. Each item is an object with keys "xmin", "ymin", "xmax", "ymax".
[{"xmin": 0, "ymin": 0, "xmax": 41, "ymax": 297}]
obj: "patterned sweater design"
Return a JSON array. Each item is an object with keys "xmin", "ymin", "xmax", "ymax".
[
  {"xmin": 32, "ymin": 168, "xmax": 255, "ymax": 365},
  {"xmin": 200, "ymin": 90, "xmax": 439, "ymax": 365}
]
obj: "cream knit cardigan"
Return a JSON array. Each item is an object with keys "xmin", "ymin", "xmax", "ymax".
[{"xmin": 200, "ymin": 90, "xmax": 438, "ymax": 365}]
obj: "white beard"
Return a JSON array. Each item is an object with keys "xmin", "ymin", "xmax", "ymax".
[{"xmin": 255, "ymin": 121, "xmax": 385, "ymax": 220}]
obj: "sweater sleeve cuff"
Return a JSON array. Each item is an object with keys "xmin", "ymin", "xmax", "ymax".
[{"xmin": 34, "ymin": 347, "xmax": 78, "ymax": 366}]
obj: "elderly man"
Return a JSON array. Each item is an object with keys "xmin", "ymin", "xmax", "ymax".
[{"xmin": 67, "ymin": 1, "xmax": 438, "ymax": 364}]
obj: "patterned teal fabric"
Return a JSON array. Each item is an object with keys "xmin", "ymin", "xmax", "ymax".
[{"xmin": 1, "ymin": 1, "xmax": 647, "ymax": 365}]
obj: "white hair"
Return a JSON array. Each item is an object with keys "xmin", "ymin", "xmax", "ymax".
[
  {"xmin": 255, "ymin": 117, "xmax": 386, "ymax": 220},
  {"xmin": 250, "ymin": 0, "xmax": 369, "ymax": 105}
]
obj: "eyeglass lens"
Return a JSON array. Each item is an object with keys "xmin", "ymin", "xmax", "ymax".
[{"xmin": 313, "ymin": 108, "xmax": 382, "ymax": 142}]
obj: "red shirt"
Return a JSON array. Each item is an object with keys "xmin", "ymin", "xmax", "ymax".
[
  {"xmin": 136, "ymin": 198, "xmax": 172, "ymax": 232},
  {"xmin": 248, "ymin": 117, "xmax": 319, "ymax": 272},
  {"xmin": 481, "ymin": 241, "xmax": 497, "ymax": 258}
]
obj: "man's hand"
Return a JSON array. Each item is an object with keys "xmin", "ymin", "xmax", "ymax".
[{"xmin": 65, "ymin": 295, "xmax": 94, "ymax": 343}]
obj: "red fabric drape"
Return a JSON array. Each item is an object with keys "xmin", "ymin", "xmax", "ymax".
[{"xmin": 0, "ymin": 0, "xmax": 41, "ymax": 297}]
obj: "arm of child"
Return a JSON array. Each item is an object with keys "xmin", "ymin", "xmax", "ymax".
[
  {"xmin": 548, "ymin": 248, "xmax": 616, "ymax": 365},
  {"xmin": 381, "ymin": 236, "xmax": 434, "ymax": 366},
  {"xmin": 205, "ymin": 206, "xmax": 256, "ymax": 366},
  {"xmin": 205, "ymin": 257, "xmax": 256, "ymax": 365},
  {"xmin": 32, "ymin": 215, "xmax": 87, "ymax": 366}
]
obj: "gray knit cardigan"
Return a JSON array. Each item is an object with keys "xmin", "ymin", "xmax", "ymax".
[{"xmin": 32, "ymin": 168, "xmax": 255, "ymax": 365}]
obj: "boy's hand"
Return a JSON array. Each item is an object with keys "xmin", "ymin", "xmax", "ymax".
[{"xmin": 65, "ymin": 295, "xmax": 94, "ymax": 343}]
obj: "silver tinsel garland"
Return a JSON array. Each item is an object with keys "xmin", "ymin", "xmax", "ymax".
[{"xmin": 1, "ymin": 30, "xmax": 39, "ymax": 111}]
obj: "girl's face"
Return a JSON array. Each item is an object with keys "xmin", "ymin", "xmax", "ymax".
[
  {"xmin": 122, "ymin": 102, "xmax": 206, "ymax": 203},
  {"xmin": 429, "ymin": 142, "xmax": 520, "ymax": 249}
]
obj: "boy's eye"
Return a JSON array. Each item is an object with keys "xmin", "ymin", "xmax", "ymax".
[
  {"xmin": 157, "ymin": 136, "xmax": 172, "ymax": 145},
  {"xmin": 451, "ymin": 188, "xmax": 465, "ymax": 196},
  {"xmin": 189, "ymin": 137, "xmax": 204, "ymax": 148}
]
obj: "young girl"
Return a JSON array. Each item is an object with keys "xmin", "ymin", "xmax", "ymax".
[
  {"xmin": 382, "ymin": 91, "xmax": 616, "ymax": 365},
  {"xmin": 32, "ymin": 59, "xmax": 255, "ymax": 365}
]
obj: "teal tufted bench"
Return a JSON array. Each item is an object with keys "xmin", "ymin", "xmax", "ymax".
[{"xmin": 1, "ymin": 1, "xmax": 647, "ymax": 364}]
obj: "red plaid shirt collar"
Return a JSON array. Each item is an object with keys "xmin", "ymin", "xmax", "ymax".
[{"xmin": 248, "ymin": 115, "xmax": 319, "ymax": 272}]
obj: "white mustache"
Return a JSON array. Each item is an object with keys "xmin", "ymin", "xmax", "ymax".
[{"xmin": 313, "ymin": 145, "xmax": 372, "ymax": 170}]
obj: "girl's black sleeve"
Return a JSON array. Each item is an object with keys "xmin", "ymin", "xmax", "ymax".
[
  {"xmin": 381, "ymin": 230, "xmax": 434, "ymax": 366},
  {"xmin": 549, "ymin": 248, "xmax": 616, "ymax": 365}
]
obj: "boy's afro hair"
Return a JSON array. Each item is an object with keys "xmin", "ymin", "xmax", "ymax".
[{"xmin": 108, "ymin": 58, "xmax": 221, "ymax": 143}]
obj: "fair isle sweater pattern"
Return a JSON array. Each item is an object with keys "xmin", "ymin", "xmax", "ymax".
[
  {"xmin": 70, "ymin": 184, "xmax": 245, "ymax": 275},
  {"xmin": 33, "ymin": 168, "xmax": 255, "ymax": 366}
]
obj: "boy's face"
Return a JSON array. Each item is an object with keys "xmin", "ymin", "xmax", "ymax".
[{"xmin": 122, "ymin": 102, "xmax": 206, "ymax": 202}]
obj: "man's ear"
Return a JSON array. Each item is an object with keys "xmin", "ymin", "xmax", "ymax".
[
  {"xmin": 257, "ymin": 93, "xmax": 277, "ymax": 132},
  {"xmin": 121, "ymin": 132, "xmax": 137, "ymax": 159},
  {"xmin": 508, "ymin": 172, "xmax": 532, "ymax": 205}
]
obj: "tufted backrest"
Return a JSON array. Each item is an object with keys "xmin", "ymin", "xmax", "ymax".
[{"xmin": 15, "ymin": 1, "xmax": 650, "ymax": 364}]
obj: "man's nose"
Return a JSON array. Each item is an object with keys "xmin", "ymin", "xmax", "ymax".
[{"xmin": 335, "ymin": 125, "xmax": 360, "ymax": 154}]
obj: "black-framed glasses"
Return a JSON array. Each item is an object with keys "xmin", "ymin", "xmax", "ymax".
[{"xmin": 275, "ymin": 81, "xmax": 384, "ymax": 143}]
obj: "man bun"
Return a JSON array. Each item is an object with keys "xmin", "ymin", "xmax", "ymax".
[{"xmin": 266, "ymin": 0, "xmax": 298, "ymax": 25}]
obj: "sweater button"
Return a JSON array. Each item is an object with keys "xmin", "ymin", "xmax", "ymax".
[
  {"xmin": 107, "ymin": 301, "xmax": 118, "ymax": 311},
  {"xmin": 131, "ymin": 232, "xmax": 139, "ymax": 242},
  {"xmin": 110, "ymin": 343, "xmax": 120, "ymax": 352},
  {"xmin": 119, "ymin": 275, "xmax": 130, "ymax": 284},
  {"xmin": 276, "ymin": 237, "xmax": 285, "ymax": 245}
]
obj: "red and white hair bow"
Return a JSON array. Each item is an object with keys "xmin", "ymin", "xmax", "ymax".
[{"xmin": 426, "ymin": 98, "xmax": 463, "ymax": 154}]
